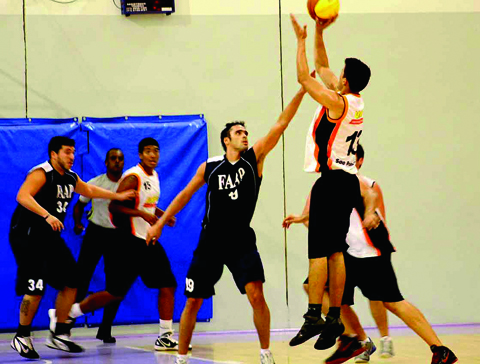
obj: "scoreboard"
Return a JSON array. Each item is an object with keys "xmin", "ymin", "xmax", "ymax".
[{"xmin": 121, "ymin": 0, "xmax": 175, "ymax": 15}]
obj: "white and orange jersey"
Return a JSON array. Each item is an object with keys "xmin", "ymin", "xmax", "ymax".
[
  {"xmin": 304, "ymin": 93, "xmax": 364, "ymax": 174},
  {"xmin": 346, "ymin": 175, "xmax": 394, "ymax": 258},
  {"xmin": 122, "ymin": 164, "xmax": 160, "ymax": 240}
]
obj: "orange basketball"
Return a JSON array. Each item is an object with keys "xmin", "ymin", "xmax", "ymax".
[{"xmin": 307, "ymin": 0, "xmax": 340, "ymax": 20}]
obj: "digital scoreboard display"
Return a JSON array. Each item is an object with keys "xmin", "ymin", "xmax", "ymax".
[{"xmin": 121, "ymin": 0, "xmax": 175, "ymax": 15}]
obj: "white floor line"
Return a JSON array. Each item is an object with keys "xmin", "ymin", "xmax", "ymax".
[{"xmin": 124, "ymin": 346, "xmax": 242, "ymax": 364}]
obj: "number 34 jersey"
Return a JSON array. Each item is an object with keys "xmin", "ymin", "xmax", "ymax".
[
  {"xmin": 202, "ymin": 147, "xmax": 262, "ymax": 228},
  {"xmin": 304, "ymin": 93, "xmax": 364, "ymax": 174},
  {"xmin": 10, "ymin": 161, "xmax": 78, "ymax": 232}
]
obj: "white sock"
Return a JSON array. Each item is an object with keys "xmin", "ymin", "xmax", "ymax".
[
  {"xmin": 177, "ymin": 354, "xmax": 189, "ymax": 362},
  {"xmin": 260, "ymin": 348, "xmax": 271, "ymax": 355},
  {"xmin": 69, "ymin": 303, "xmax": 84, "ymax": 319},
  {"xmin": 381, "ymin": 336, "xmax": 391, "ymax": 341},
  {"xmin": 159, "ymin": 319, "xmax": 173, "ymax": 336},
  {"xmin": 360, "ymin": 337, "xmax": 370, "ymax": 345}
]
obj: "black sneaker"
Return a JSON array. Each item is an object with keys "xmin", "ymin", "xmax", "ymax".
[
  {"xmin": 46, "ymin": 332, "xmax": 84, "ymax": 353},
  {"xmin": 11, "ymin": 334, "xmax": 40, "ymax": 359},
  {"xmin": 431, "ymin": 345, "xmax": 458, "ymax": 364},
  {"xmin": 314, "ymin": 316, "xmax": 345, "ymax": 350},
  {"xmin": 325, "ymin": 335, "xmax": 367, "ymax": 364},
  {"xmin": 289, "ymin": 313, "xmax": 326, "ymax": 347},
  {"xmin": 96, "ymin": 331, "xmax": 116, "ymax": 344}
]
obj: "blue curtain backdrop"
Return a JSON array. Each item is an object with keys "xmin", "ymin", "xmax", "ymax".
[{"xmin": 0, "ymin": 115, "xmax": 211, "ymax": 331}]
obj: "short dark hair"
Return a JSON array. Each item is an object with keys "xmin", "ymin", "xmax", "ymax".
[
  {"xmin": 48, "ymin": 136, "xmax": 75, "ymax": 158},
  {"xmin": 105, "ymin": 148, "xmax": 123, "ymax": 161},
  {"xmin": 220, "ymin": 121, "xmax": 246, "ymax": 152},
  {"xmin": 344, "ymin": 58, "xmax": 371, "ymax": 93},
  {"xmin": 138, "ymin": 138, "xmax": 159, "ymax": 153},
  {"xmin": 356, "ymin": 144, "xmax": 364, "ymax": 160}
]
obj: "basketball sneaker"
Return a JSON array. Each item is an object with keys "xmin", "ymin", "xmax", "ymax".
[
  {"xmin": 155, "ymin": 332, "xmax": 192, "ymax": 351},
  {"xmin": 431, "ymin": 345, "xmax": 458, "ymax": 364},
  {"xmin": 11, "ymin": 334, "xmax": 40, "ymax": 359},
  {"xmin": 314, "ymin": 316, "xmax": 345, "ymax": 350},
  {"xmin": 379, "ymin": 336, "xmax": 394, "ymax": 358},
  {"xmin": 325, "ymin": 335, "xmax": 366, "ymax": 364},
  {"xmin": 289, "ymin": 312, "xmax": 326, "ymax": 346},
  {"xmin": 260, "ymin": 350, "xmax": 275, "ymax": 364},
  {"xmin": 46, "ymin": 332, "xmax": 84, "ymax": 353},
  {"xmin": 355, "ymin": 337, "xmax": 376, "ymax": 363}
]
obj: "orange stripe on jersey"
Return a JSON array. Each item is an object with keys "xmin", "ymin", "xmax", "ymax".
[
  {"xmin": 327, "ymin": 95, "xmax": 349, "ymax": 123},
  {"xmin": 354, "ymin": 209, "xmax": 381, "ymax": 256},
  {"xmin": 138, "ymin": 163, "xmax": 154, "ymax": 176},
  {"xmin": 312, "ymin": 107, "xmax": 326, "ymax": 173},
  {"xmin": 350, "ymin": 118, "xmax": 364, "ymax": 125}
]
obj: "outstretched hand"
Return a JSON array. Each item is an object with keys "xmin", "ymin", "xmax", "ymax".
[
  {"xmin": 116, "ymin": 189, "xmax": 137, "ymax": 201},
  {"xmin": 282, "ymin": 214, "xmax": 308, "ymax": 229},
  {"xmin": 290, "ymin": 14, "xmax": 307, "ymax": 40},
  {"xmin": 315, "ymin": 16, "xmax": 338, "ymax": 31}
]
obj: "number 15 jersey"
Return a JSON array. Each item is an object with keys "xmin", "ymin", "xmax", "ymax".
[{"xmin": 304, "ymin": 93, "xmax": 364, "ymax": 174}]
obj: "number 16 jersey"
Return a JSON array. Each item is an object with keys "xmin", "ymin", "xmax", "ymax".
[
  {"xmin": 202, "ymin": 147, "xmax": 262, "ymax": 229},
  {"xmin": 304, "ymin": 93, "xmax": 364, "ymax": 174}
]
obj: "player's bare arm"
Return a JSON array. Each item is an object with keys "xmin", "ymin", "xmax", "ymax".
[
  {"xmin": 146, "ymin": 162, "xmax": 206, "ymax": 245},
  {"xmin": 359, "ymin": 177, "xmax": 380, "ymax": 230},
  {"xmin": 283, "ymin": 191, "xmax": 311, "ymax": 229},
  {"xmin": 155, "ymin": 207, "xmax": 176, "ymax": 227},
  {"xmin": 373, "ymin": 182, "xmax": 386, "ymax": 223},
  {"xmin": 75, "ymin": 177, "xmax": 136, "ymax": 201},
  {"xmin": 109, "ymin": 175, "xmax": 157, "ymax": 225},
  {"xmin": 291, "ymin": 14, "xmax": 344, "ymax": 119},
  {"xmin": 73, "ymin": 199, "xmax": 88, "ymax": 234},
  {"xmin": 16, "ymin": 168, "xmax": 64, "ymax": 231},
  {"xmin": 253, "ymin": 87, "xmax": 306, "ymax": 176},
  {"xmin": 314, "ymin": 17, "xmax": 339, "ymax": 90}
]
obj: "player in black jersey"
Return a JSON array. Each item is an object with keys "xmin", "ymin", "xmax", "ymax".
[
  {"xmin": 9, "ymin": 136, "xmax": 135, "ymax": 360},
  {"xmin": 146, "ymin": 88, "xmax": 308, "ymax": 364}
]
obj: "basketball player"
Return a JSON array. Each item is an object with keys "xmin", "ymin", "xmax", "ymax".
[
  {"xmin": 70, "ymin": 148, "xmax": 125, "ymax": 343},
  {"xmin": 146, "ymin": 88, "xmax": 308, "ymax": 364},
  {"xmin": 289, "ymin": 14, "xmax": 372, "ymax": 350},
  {"xmin": 9, "ymin": 136, "xmax": 135, "ymax": 359},
  {"xmin": 284, "ymin": 145, "xmax": 458, "ymax": 364},
  {"xmin": 64, "ymin": 138, "xmax": 182, "ymax": 351}
]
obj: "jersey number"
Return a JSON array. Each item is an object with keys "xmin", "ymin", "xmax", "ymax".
[
  {"xmin": 185, "ymin": 278, "xmax": 194, "ymax": 292},
  {"xmin": 346, "ymin": 130, "xmax": 362, "ymax": 156},
  {"xmin": 28, "ymin": 279, "xmax": 44, "ymax": 292},
  {"xmin": 56, "ymin": 201, "xmax": 69, "ymax": 213}
]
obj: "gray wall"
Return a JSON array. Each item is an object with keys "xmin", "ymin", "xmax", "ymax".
[{"xmin": 1, "ymin": 0, "xmax": 479, "ymax": 331}]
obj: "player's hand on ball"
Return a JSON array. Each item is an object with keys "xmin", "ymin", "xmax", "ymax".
[
  {"xmin": 46, "ymin": 215, "xmax": 64, "ymax": 232},
  {"xmin": 362, "ymin": 212, "xmax": 380, "ymax": 230},
  {"xmin": 315, "ymin": 15, "xmax": 337, "ymax": 31},
  {"xmin": 290, "ymin": 14, "xmax": 307, "ymax": 40}
]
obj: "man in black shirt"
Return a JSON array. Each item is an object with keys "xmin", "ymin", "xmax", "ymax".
[
  {"xmin": 9, "ymin": 136, "xmax": 134, "ymax": 359},
  {"xmin": 146, "ymin": 88, "xmax": 307, "ymax": 364}
]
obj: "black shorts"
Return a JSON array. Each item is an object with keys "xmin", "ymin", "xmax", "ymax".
[
  {"xmin": 9, "ymin": 225, "xmax": 78, "ymax": 296},
  {"xmin": 308, "ymin": 170, "xmax": 361, "ymax": 258},
  {"xmin": 342, "ymin": 253, "xmax": 404, "ymax": 306},
  {"xmin": 185, "ymin": 227, "xmax": 265, "ymax": 298},
  {"xmin": 105, "ymin": 232, "xmax": 177, "ymax": 297}
]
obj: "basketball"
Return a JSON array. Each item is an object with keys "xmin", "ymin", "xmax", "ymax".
[{"xmin": 307, "ymin": 0, "xmax": 340, "ymax": 20}]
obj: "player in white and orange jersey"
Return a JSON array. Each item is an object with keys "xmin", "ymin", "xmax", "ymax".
[{"xmin": 290, "ymin": 14, "xmax": 373, "ymax": 351}]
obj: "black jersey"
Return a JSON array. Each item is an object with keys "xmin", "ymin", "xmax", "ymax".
[
  {"xmin": 10, "ymin": 161, "xmax": 78, "ymax": 233},
  {"xmin": 202, "ymin": 147, "xmax": 262, "ymax": 228}
]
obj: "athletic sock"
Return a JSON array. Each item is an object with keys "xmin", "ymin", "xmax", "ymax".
[
  {"xmin": 260, "ymin": 348, "xmax": 271, "ymax": 355},
  {"xmin": 159, "ymin": 319, "xmax": 173, "ymax": 336},
  {"xmin": 55, "ymin": 323, "xmax": 70, "ymax": 336},
  {"xmin": 17, "ymin": 324, "xmax": 32, "ymax": 337},
  {"xmin": 307, "ymin": 304, "xmax": 322, "ymax": 317},
  {"xmin": 69, "ymin": 303, "xmax": 84, "ymax": 319},
  {"xmin": 327, "ymin": 307, "xmax": 341, "ymax": 319}
]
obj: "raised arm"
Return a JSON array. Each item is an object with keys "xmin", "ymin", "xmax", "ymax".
[
  {"xmin": 253, "ymin": 87, "xmax": 306, "ymax": 175},
  {"xmin": 146, "ymin": 162, "xmax": 206, "ymax": 245},
  {"xmin": 314, "ymin": 18, "xmax": 339, "ymax": 90},
  {"xmin": 290, "ymin": 14, "xmax": 344, "ymax": 117},
  {"xmin": 75, "ymin": 176, "xmax": 135, "ymax": 201}
]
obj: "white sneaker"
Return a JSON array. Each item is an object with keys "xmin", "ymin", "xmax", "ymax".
[
  {"xmin": 260, "ymin": 350, "xmax": 275, "ymax": 364},
  {"xmin": 11, "ymin": 334, "xmax": 40, "ymax": 359},
  {"xmin": 46, "ymin": 332, "xmax": 84, "ymax": 353},
  {"xmin": 379, "ymin": 336, "xmax": 394, "ymax": 358},
  {"xmin": 155, "ymin": 331, "xmax": 192, "ymax": 351}
]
